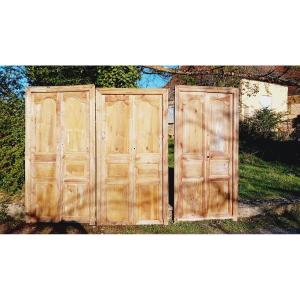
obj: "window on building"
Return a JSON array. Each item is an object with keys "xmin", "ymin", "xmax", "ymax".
[{"xmin": 259, "ymin": 95, "xmax": 272, "ymax": 108}]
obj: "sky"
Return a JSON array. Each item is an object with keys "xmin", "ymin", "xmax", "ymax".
[
  {"xmin": 138, "ymin": 66, "xmax": 177, "ymax": 88},
  {"xmin": 138, "ymin": 72, "xmax": 170, "ymax": 88}
]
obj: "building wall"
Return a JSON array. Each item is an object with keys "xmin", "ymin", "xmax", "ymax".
[
  {"xmin": 288, "ymin": 95, "xmax": 300, "ymax": 117},
  {"xmin": 240, "ymin": 79, "xmax": 288, "ymax": 119}
]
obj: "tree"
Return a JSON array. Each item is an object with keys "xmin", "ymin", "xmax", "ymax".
[
  {"xmin": 0, "ymin": 66, "xmax": 26, "ymax": 100},
  {"xmin": 141, "ymin": 65, "xmax": 300, "ymax": 92},
  {"xmin": 26, "ymin": 66, "xmax": 141, "ymax": 88},
  {"xmin": 0, "ymin": 98, "xmax": 25, "ymax": 193},
  {"xmin": 0, "ymin": 66, "xmax": 26, "ymax": 194}
]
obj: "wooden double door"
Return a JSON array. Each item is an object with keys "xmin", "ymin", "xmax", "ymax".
[
  {"xmin": 175, "ymin": 86, "xmax": 239, "ymax": 221},
  {"xmin": 96, "ymin": 89, "xmax": 169, "ymax": 225},
  {"xmin": 25, "ymin": 85, "xmax": 95, "ymax": 224}
]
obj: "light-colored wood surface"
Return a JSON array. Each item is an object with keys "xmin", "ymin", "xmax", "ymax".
[
  {"xmin": 96, "ymin": 88, "xmax": 168, "ymax": 225},
  {"xmin": 174, "ymin": 86, "xmax": 239, "ymax": 221},
  {"xmin": 25, "ymin": 85, "xmax": 95, "ymax": 224}
]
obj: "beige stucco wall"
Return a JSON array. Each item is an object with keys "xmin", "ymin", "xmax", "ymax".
[
  {"xmin": 240, "ymin": 79, "xmax": 288, "ymax": 119},
  {"xmin": 288, "ymin": 95, "xmax": 300, "ymax": 117}
]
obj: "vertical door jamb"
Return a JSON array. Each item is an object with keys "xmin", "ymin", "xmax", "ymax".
[
  {"xmin": 162, "ymin": 90, "xmax": 169, "ymax": 224},
  {"xmin": 25, "ymin": 89, "xmax": 32, "ymax": 223}
]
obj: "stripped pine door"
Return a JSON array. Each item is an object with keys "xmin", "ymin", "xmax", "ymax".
[
  {"xmin": 175, "ymin": 86, "xmax": 239, "ymax": 221},
  {"xmin": 25, "ymin": 85, "xmax": 95, "ymax": 224},
  {"xmin": 96, "ymin": 89, "xmax": 168, "ymax": 225}
]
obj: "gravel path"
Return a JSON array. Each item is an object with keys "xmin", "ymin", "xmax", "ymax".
[{"xmin": 238, "ymin": 197, "xmax": 300, "ymax": 218}]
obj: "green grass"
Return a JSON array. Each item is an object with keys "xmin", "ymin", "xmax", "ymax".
[
  {"xmin": 169, "ymin": 138, "xmax": 300, "ymax": 201},
  {"xmin": 239, "ymin": 152, "xmax": 300, "ymax": 200},
  {"xmin": 1, "ymin": 138, "xmax": 300, "ymax": 234},
  {"xmin": 168, "ymin": 138, "xmax": 174, "ymax": 168},
  {"xmin": 1, "ymin": 206, "xmax": 300, "ymax": 234},
  {"xmin": 86, "ymin": 207, "xmax": 300, "ymax": 233}
]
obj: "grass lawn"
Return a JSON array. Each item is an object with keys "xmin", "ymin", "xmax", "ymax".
[
  {"xmin": 1, "ymin": 206, "xmax": 300, "ymax": 234},
  {"xmin": 0, "ymin": 139, "xmax": 299, "ymax": 234},
  {"xmin": 239, "ymin": 152, "xmax": 300, "ymax": 200},
  {"xmin": 169, "ymin": 138, "xmax": 300, "ymax": 201}
]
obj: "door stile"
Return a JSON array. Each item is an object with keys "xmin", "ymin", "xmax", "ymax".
[
  {"xmin": 174, "ymin": 86, "xmax": 181, "ymax": 220},
  {"xmin": 162, "ymin": 90, "xmax": 169, "ymax": 224},
  {"xmin": 89, "ymin": 87, "xmax": 96, "ymax": 225},
  {"xmin": 99, "ymin": 94, "xmax": 107, "ymax": 224},
  {"xmin": 96, "ymin": 91, "xmax": 102, "ymax": 224},
  {"xmin": 25, "ymin": 90, "xmax": 32, "ymax": 222},
  {"xmin": 203, "ymin": 93, "xmax": 209, "ymax": 218},
  {"xmin": 129, "ymin": 95, "xmax": 136, "ymax": 224},
  {"xmin": 232, "ymin": 89, "xmax": 239, "ymax": 219},
  {"xmin": 57, "ymin": 92, "xmax": 63, "ymax": 222},
  {"xmin": 228, "ymin": 94, "xmax": 234, "ymax": 216}
]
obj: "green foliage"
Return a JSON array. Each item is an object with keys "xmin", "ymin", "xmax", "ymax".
[
  {"xmin": 26, "ymin": 66, "xmax": 141, "ymax": 88},
  {"xmin": 291, "ymin": 114, "xmax": 300, "ymax": 140},
  {"xmin": 0, "ymin": 66, "xmax": 141, "ymax": 194},
  {"xmin": 95, "ymin": 66, "xmax": 141, "ymax": 88},
  {"xmin": 0, "ymin": 202, "xmax": 14, "ymax": 223},
  {"xmin": 0, "ymin": 66, "xmax": 26, "ymax": 99},
  {"xmin": 0, "ymin": 98, "xmax": 25, "ymax": 193},
  {"xmin": 240, "ymin": 108, "xmax": 284, "ymax": 140}
]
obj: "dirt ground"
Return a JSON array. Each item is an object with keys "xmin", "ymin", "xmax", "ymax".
[{"xmin": 1, "ymin": 204, "xmax": 299, "ymax": 234}]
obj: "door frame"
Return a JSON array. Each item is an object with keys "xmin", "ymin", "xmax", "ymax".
[
  {"xmin": 174, "ymin": 85, "xmax": 239, "ymax": 222},
  {"xmin": 96, "ymin": 88, "xmax": 169, "ymax": 225}
]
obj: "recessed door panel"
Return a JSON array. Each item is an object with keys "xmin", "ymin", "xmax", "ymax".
[{"xmin": 106, "ymin": 185, "xmax": 130, "ymax": 224}]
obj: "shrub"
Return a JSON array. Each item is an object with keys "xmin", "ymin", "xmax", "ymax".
[
  {"xmin": 291, "ymin": 114, "xmax": 300, "ymax": 141},
  {"xmin": 0, "ymin": 98, "xmax": 25, "ymax": 194},
  {"xmin": 240, "ymin": 108, "xmax": 285, "ymax": 141}
]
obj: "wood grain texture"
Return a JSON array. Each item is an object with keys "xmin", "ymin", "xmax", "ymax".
[
  {"xmin": 175, "ymin": 86, "xmax": 239, "ymax": 221},
  {"xmin": 96, "ymin": 89, "xmax": 168, "ymax": 225},
  {"xmin": 25, "ymin": 85, "xmax": 95, "ymax": 224}
]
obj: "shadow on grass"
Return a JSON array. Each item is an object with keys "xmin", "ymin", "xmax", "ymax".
[
  {"xmin": 1, "ymin": 220, "xmax": 88, "ymax": 234},
  {"xmin": 2, "ymin": 206, "xmax": 299, "ymax": 234}
]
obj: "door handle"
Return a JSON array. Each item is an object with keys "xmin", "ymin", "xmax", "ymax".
[{"xmin": 206, "ymin": 155, "xmax": 210, "ymax": 159}]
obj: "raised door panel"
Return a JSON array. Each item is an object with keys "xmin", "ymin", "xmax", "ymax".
[
  {"xmin": 30, "ymin": 93, "xmax": 59, "ymax": 221},
  {"xmin": 100, "ymin": 95, "xmax": 131, "ymax": 224},
  {"xmin": 62, "ymin": 183, "xmax": 89, "ymax": 220},
  {"xmin": 134, "ymin": 95, "xmax": 163, "ymax": 224}
]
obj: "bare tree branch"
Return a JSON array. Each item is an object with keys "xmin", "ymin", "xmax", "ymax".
[{"xmin": 140, "ymin": 65, "xmax": 300, "ymax": 88}]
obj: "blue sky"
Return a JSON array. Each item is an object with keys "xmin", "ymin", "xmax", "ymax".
[
  {"xmin": 138, "ymin": 72, "xmax": 170, "ymax": 88},
  {"xmin": 138, "ymin": 66, "xmax": 177, "ymax": 88}
]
